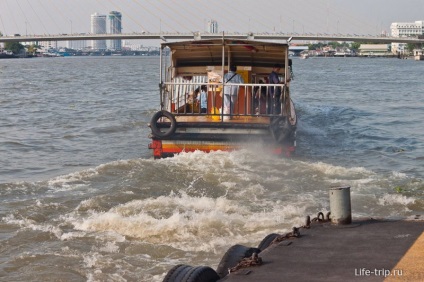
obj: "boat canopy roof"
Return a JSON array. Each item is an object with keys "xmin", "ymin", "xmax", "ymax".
[{"xmin": 162, "ymin": 38, "xmax": 289, "ymax": 69}]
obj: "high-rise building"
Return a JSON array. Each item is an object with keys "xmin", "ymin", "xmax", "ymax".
[
  {"xmin": 390, "ymin": 20, "xmax": 424, "ymax": 54},
  {"xmin": 108, "ymin": 11, "xmax": 122, "ymax": 50},
  {"xmin": 91, "ymin": 13, "xmax": 107, "ymax": 50},
  {"xmin": 207, "ymin": 20, "xmax": 218, "ymax": 33}
]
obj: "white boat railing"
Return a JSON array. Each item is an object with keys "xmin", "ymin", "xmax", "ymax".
[{"xmin": 162, "ymin": 81, "xmax": 290, "ymax": 118}]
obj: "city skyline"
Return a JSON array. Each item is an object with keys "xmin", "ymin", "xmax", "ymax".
[{"xmin": 1, "ymin": 0, "xmax": 424, "ymax": 39}]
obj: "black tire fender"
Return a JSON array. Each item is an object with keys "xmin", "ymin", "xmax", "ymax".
[
  {"xmin": 257, "ymin": 233, "xmax": 280, "ymax": 251},
  {"xmin": 163, "ymin": 264, "xmax": 193, "ymax": 282},
  {"xmin": 288, "ymin": 98, "xmax": 297, "ymax": 126},
  {"xmin": 269, "ymin": 116, "xmax": 290, "ymax": 143},
  {"xmin": 216, "ymin": 244, "xmax": 261, "ymax": 278},
  {"xmin": 181, "ymin": 266, "xmax": 220, "ymax": 282},
  {"xmin": 150, "ymin": 110, "xmax": 177, "ymax": 138}
]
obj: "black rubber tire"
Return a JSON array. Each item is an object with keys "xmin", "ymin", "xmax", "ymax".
[
  {"xmin": 150, "ymin": 110, "xmax": 177, "ymax": 138},
  {"xmin": 216, "ymin": 244, "xmax": 261, "ymax": 278},
  {"xmin": 288, "ymin": 98, "xmax": 297, "ymax": 127},
  {"xmin": 257, "ymin": 233, "xmax": 280, "ymax": 251},
  {"xmin": 181, "ymin": 266, "xmax": 220, "ymax": 282},
  {"xmin": 269, "ymin": 116, "xmax": 291, "ymax": 143},
  {"xmin": 162, "ymin": 264, "xmax": 193, "ymax": 282}
]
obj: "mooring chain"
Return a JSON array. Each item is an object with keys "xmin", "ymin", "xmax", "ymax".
[
  {"xmin": 271, "ymin": 226, "xmax": 301, "ymax": 245},
  {"xmin": 229, "ymin": 227, "xmax": 301, "ymax": 273},
  {"xmin": 303, "ymin": 211, "xmax": 331, "ymax": 228},
  {"xmin": 229, "ymin": 252, "xmax": 263, "ymax": 273},
  {"xmin": 228, "ymin": 211, "xmax": 331, "ymax": 274}
]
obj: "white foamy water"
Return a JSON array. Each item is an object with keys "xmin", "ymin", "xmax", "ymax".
[{"xmin": 1, "ymin": 57, "xmax": 423, "ymax": 281}]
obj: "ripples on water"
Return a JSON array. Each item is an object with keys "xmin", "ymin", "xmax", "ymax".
[{"xmin": 0, "ymin": 57, "xmax": 423, "ymax": 281}]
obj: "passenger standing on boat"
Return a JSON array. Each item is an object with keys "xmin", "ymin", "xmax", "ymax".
[
  {"xmin": 223, "ymin": 65, "xmax": 244, "ymax": 120},
  {"xmin": 197, "ymin": 85, "xmax": 208, "ymax": 113},
  {"xmin": 253, "ymin": 80, "xmax": 267, "ymax": 114},
  {"xmin": 269, "ymin": 63, "xmax": 292, "ymax": 115},
  {"xmin": 268, "ymin": 64, "xmax": 283, "ymax": 114}
]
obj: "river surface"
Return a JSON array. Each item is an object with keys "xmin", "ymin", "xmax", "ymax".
[{"xmin": 0, "ymin": 56, "xmax": 423, "ymax": 281}]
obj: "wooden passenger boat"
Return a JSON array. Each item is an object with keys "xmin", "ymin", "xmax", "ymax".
[{"xmin": 148, "ymin": 38, "xmax": 297, "ymax": 158}]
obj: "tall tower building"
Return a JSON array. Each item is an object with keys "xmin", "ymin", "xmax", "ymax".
[
  {"xmin": 108, "ymin": 11, "xmax": 122, "ymax": 50},
  {"xmin": 91, "ymin": 13, "xmax": 107, "ymax": 50},
  {"xmin": 207, "ymin": 20, "xmax": 218, "ymax": 33}
]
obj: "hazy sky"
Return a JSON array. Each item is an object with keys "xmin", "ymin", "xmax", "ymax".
[{"xmin": 1, "ymin": 0, "xmax": 423, "ymax": 37}]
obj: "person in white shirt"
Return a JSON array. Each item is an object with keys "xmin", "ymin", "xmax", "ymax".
[{"xmin": 222, "ymin": 65, "xmax": 244, "ymax": 120}]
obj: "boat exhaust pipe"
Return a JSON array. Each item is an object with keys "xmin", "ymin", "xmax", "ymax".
[{"xmin": 329, "ymin": 186, "xmax": 352, "ymax": 225}]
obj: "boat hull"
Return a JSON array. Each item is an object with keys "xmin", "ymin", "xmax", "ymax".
[{"xmin": 148, "ymin": 117, "xmax": 296, "ymax": 158}]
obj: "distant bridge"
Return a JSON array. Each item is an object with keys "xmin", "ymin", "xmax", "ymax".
[{"xmin": 1, "ymin": 32, "xmax": 424, "ymax": 44}]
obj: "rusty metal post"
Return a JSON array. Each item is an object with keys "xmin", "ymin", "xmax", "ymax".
[{"xmin": 329, "ymin": 186, "xmax": 352, "ymax": 225}]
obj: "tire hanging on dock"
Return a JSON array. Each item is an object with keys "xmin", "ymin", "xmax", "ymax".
[
  {"xmin": 150, "ymin": 110, "xmax": 177, "ymax": 138},
  {"xmin": 257, "ymin": 233, "xmax": 280, "ymax": 251},
  {"xmin": 216, "ymin": 244, "xmax": 261, "ymax": 278},
  {"xmin": 162, "ymin": 264, "xmax": 219, "ymax": 282}
]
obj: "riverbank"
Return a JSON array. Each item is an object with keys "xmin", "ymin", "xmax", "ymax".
[
  {"xmin": 0, "ymin": 49, "xmax": 160, "ymax": 58},
  {"xmin": 0, "ymin": 52, "xmax": 17, "ymax": 59}
]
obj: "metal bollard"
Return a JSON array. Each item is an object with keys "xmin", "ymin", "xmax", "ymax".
[{"xmin": 329, "ymin": 186, "xmax": 352, "ymax": 225}]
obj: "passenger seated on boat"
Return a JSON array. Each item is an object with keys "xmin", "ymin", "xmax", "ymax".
[
  {"xmin": 177, "ymin": 88, "xmax": 200, "ymax": 113},
  {"xmin": 196, "ymin": 85, "xmax": 208, "ymax": 113}
]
